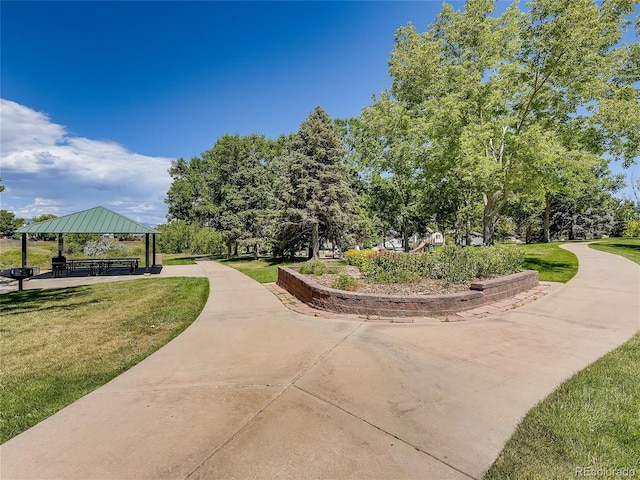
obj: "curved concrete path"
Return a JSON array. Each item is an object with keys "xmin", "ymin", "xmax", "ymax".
[{"xmin": 1, "ymin": 244, "xmax": 638, "ymax": 479}]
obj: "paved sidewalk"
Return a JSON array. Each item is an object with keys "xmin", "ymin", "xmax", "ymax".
[{"xmin": 1, "ymin": 244, "xmax": 639, "ymax": 479}]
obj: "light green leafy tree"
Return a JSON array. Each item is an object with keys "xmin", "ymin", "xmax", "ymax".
[
  {"xmin": 356, "ymin": 94, "xmax": 429, "ymax": 251},
  {"xmin": 385, "ymin": 0, "xmax": 639, "ymax": 245},
  {"xmin": 335, "ymin": 117, "xmax": 382, "ymax": 249}
]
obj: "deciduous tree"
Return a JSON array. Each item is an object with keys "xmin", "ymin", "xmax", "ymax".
[{"xmin": 386, "ymin": 0, "xmax": 639, "ymax": 244}]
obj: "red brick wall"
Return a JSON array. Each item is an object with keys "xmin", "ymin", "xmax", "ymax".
[{"xmin": 277, "ymin": 267, "xmax": 539, "ymax": 317}]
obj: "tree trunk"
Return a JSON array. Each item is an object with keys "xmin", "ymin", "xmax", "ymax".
[
  {"xmin": 482, "ymin": 190, "xmax": 507, "ymax": 246},
  {"xmin": 542, "ymin": 196, "xmax": 552, "ymax": 243},
  {"xmin": 569, "ymin": 216, "xmax": 575, "ymax": 241},
  {"xmin": 253, "ymin": 243, "xmax": 259, "ymax": 260},
  {"xmin": 465, "ymin": 217, "xmax": 472, "ymax": 248},
  {"xmin": 233, "ymin": 243, "xmax": 238, "ymax": 257},
  {"xmin": 403, "ymin": 218, "xmax": 410, "ymax": 253},
  {"xmin": 482, "ymin": 216, "xmax": 495, "ymax": 246},
  {"xmin": 311, "ymin": 222, "xmax": 320, "ymax": 260}
]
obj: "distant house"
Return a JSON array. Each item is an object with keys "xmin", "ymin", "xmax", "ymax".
[
  {"xmin": 420, "ymin": 230, "xmax": 444, "ymax": 246},
  {"xmin": 384, "ymin": 237, "xmax": 404, "ymax": 250},
  {"xmin": 374, "ymin": 230, "xmax": 445, "ymax": 252},
  {"xmin": 409, "ymin": 230, "xmax": 445, "ymax": 250},
  {"xmin": 459, "ymin": 232, "xmax": 484, "ymax": 246}
]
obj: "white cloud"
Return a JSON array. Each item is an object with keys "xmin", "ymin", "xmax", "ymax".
[{"xmin": 0, "ymin": 99, "xmax": 173, "ymax": 225}]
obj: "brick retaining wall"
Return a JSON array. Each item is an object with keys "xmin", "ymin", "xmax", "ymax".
[{"xmin": 277, "ymin": 267, "xmax": 539, "ymax": 317}]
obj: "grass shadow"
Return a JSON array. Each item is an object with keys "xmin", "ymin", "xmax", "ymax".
[
  {"xmin": 0, "ymin": 286, "xmax": 93, "ymax": 315},
  {"xmin": 522, "ymin": 258, "xmax": 573, "ymax": 270},
  {"xmin": 597, "ymin": 243, "xmax": 640, "ymax": 252}
]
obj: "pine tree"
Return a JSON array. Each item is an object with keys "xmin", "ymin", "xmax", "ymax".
[{"xmin": 276, "ymin": 106, "xmax": 355, "ymax": 259}]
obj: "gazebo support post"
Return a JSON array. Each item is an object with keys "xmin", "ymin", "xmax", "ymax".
[
  {"xmin": 21, "ymin": 233, "xmax": 27, "ymax": 268},
  {"xmin": 19, "ymin": 233, "xmax": 27, "ymax": 291},
  {"xmin": 152, "ymin": 234, "xmax": 157, "ymax": 267},
  {"xmin": 145, "ymin": 233, "xmax": 150, "ymax": 273},
  {"xmin": 58, "ymin": 233, "xmax": 64, "ymax": 257}
]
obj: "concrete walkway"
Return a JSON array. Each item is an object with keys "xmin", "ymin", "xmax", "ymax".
[{"xmin": 1, "ymin": 244, "xmax": 638, "ymax": 479}]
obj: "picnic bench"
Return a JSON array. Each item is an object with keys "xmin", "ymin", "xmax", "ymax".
[{"xmin": 52, "ymin": 257, "xmax": 140, "ymax": 277}]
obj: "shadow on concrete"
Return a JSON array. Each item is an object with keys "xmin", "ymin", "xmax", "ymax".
[{"xmin": 29, "ymin": 266, "xmax": 164, "ymax": 280}]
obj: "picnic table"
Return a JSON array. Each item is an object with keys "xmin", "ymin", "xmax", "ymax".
[{"xmin": 52, "ymin": 257, "xmax": 140, "ymax": 277}]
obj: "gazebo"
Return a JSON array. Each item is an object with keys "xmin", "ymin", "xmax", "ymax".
[{"xmin": 15, "ymin": 206, "xmax": 161, "ymax": 274}]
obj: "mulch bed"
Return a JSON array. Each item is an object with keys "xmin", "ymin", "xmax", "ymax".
[{"xmin": 310, "ymin": 266, "xmax": 471, "ymax": 295}]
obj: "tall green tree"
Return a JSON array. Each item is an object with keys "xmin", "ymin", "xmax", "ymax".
[
  {"xmin": 356, "ymin": 94, "xmax": 428, "ymax": 251},
  {"xmin": 165, "ymin": 156, "xmax": 212, "ymax": 225},
  {"xmin": 336, "ymin": 117, "xmax": 381, "ymax": 249},
  {"xmin": 275, "ymin": 106, "xmax": 355, "ymax": 259},
  {"xmin": 0, "ymin": 210, "xmax": 23, "ymax": 236},
  {"xmin": 386, "ymin": 0, "xmax": 639, "ymax": 245},
  {"xmin": 203, "ymin": 133, "xmax": 277, "ymax": 258},
  {"xmin": 165, "ymin": 134, "xmax": 277, "ymax": 258}
]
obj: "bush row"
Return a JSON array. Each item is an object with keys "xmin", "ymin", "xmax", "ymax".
[
  {"xmin": 157, "ymin": 221, "xmax": 226, "ymax": 255},
  {"xmin": 346, "ymin": 245, "xmax": 524, "ymax": 285}
]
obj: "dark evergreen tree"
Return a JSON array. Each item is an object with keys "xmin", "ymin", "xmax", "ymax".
[{"xmin": 275, "ymin": 106, "xmax": 355, "ymax": 259}]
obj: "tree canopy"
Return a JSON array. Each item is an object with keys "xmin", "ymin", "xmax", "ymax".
[
  {"xmin": 384, "ymin": 0, "xmax": 639, "ymax": 244},
  {"xmin": 163, "ymin": 0, "xmax": 639, "ymax": 254}
]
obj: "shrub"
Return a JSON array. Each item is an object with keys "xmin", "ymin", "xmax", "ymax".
[
  {"xmin": 437, "ymin": 244, "xmax": 524, "ymax": 284},
  {"xmin": 359, "ymin": 251, "xmax": 421, "ymax": 284},
  {"xmin": 624, "ymin": 219, "xmax": 640, "ymax": 238},
  {"xmin": 332, "ymin": 271, "xmax": 358, "ymax": 291},
  {"xmin": 348, "ymin": 245, "xmax": 524, "ymax": 286},
  {"xmin": 191, "ymin": 227, "xmax": 225, "ymax": 255},
  {"xmin": 299, "ymin": 259, "xmax": 328, "ymax": 276},
  {"xmin": 345, "ymin": 249, "xmax": 373, "ymax": 268},
  {"xmin": 157, "ymin": 221, "xmax": 193, "ymax": 254},
  {"xmin": 66, "ymin": 233, "xmax": 102, "ymax": 253},
  {"xmin": 437, "ymin": 245, "xmax": 478, "ymax": 285},
  {"xmin": 157, "ymin": 222, "xmax": 225, "ymax": 255},
  {"xmin": 83, "ymin": 239, "xmax": 129, "ymax": 256}
]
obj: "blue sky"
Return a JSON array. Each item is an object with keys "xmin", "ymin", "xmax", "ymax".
[{"xmin": 1, "ymin": 1, "xmax": 638, "ymax": 226}]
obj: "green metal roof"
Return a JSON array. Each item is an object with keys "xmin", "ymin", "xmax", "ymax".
[{"xmin": 16, "ymin": 206, "xmax": 160, "ymax": 234}]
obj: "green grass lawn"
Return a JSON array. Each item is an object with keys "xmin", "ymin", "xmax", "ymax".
[
  {"xmin": 484, "ymin": 332, "xmax": 640, "ymax": 479},
  {"xmin": 0, "ymin": 277, "xmax": 209, "ymax": 443},
  {"xmin": 218, "ymin": 256, "xmax": 348, "ymax": 283},
  {"xmin": 485, "ymin": 238, "xmax": 640, "ymax": 479},
  {"xmin": 519, "ymin": 242, "xmax": 579, "ymax": 283},
  {"xmin": 589, "ymin": 237, "xmax": 640, "ymax": 264},
  {"xmin": 0, "ymin": 240, "xmax": 57, "ymax": 270},
  {"xmin": 162, "ymin": 254, "xmax": 200, "ymax": 265},
  {"xmin": 217, "ymin": 257, "xmax": 298, "ymax": 283}
]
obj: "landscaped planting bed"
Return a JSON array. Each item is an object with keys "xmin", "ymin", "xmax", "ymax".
[{"xmin": 277, "ymin": 246, "xmax": 538, "ymax": 317}]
